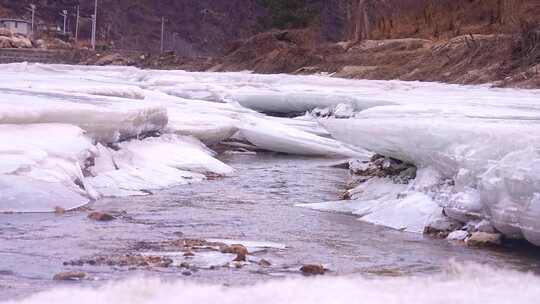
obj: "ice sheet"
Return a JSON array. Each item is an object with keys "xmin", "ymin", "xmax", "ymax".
[
  {"xmin": 87, "ymin": 135, "xmax": 233, "ymax": 197},
  {"xmin": 2, "ymin": 63, "xmax": 539, "ymax": 235},
  {"xmin": 0, "ymin": 124, "xmax": 97, "ymax": 212},
  {"xmin": 319, "ymin": 89, "xmax": 540, "ymax": 243},
  {"xmin": 300, "ymin": 177, "xmax": 441, "ymax": 233}
]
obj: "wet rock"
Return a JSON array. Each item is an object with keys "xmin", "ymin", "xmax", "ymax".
[
  {"xmin": 65, "ymin": 254, "xmax": 172, "ymax": 268},
  {"xmin": 466, "ymin": 232, "xmax": 503, "ymax": 247},
  {"xmin": 424, "ymin": 215, "xmax": 462, "ymax": 238},
  {"xmin": 183, "ymin": 251, "xmax": 195, "ymax": 257},
  {"xmin": 472, "ymin": 220, "xmax": 497, "ymax": 234},
  {"xmin": 221, "ymin": 244, "xmax": 248, "ymax": 262},
  {"xmin": 300, "ymin": 264, "xmax": 326, "ymax": 275},
  {"xmin": 350, "ymin": 154, "xmax": 416, "ymax": 184},
  {"xmin": 175, "ymin": 239, "xmax": 208, "ymax": 248},
  {"xmin": 339, "ymin": 190, "xmax": 352, "ymax": 200},
  {"xmin": 54, "ymin": 207, "xmax": 66, "ymax": 215},
  {"xmin": 182, "ymin": 271, "xmax": 192, "ymax": 276},
  {"xmin": 258, "ymin": 259, "xmax": 272, "ymax": 267},
  {"xmin": 88, "ymin": 212, "xmax": 115, "ymax": 222},
  {"xmin": 447, "ymin": 230, "xmax": 469, "ymax": 241},
  {"xmin": 53, "ymin": 271, "xmax": 87, "ymax": 281},
  {"xmin": 146, "ymin": 256, "xmax": 173, "ymax": 268}
]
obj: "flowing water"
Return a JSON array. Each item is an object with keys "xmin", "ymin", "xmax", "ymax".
[{"xmin": 2, "ymin": 153, "xmax": 540, "ymax": 301}]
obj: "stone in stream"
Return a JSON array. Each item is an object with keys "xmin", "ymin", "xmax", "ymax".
[
  {"xmin": 300, "ymin": 264, "xmax": 326, "ymax": 275},
  {"xmin": 258, "ymin": 259, "xmax": 272, "ymax": 267},
  {"xmin": 183, "ymin": 250, "xmax": 195, "ymax": 257},
  {"xmin": 447, "ymin": 230, "xmax": 469, "ymax": 241},
  {"xmin": 220, "ymin": 244, "xmax": 248, "ymax": 262},
  {"xmin": 466, "ymin": 232, "xmax": 503, "ymax": 247},
  {"xmin": 54, "ymin": 207, "xmax": 66, "ymax": 215},
  {"xmin": 88, "ymin": 212, "xmax": 115, "ymax": 222},
  {"xmin": 424, "ymin": 215, "xmax": 462, "ymax": 238},
  {"xmin": 53, "ymin": 271, "xmax": 87, "ymax": 281},
  {"xmin": 349, "ymin": 154, "xmax": 417, "ymax": 184}
]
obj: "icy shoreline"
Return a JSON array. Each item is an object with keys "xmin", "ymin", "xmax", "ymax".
[
  {"xmin": 1, "ymin": 62, "xmax": 539, "ymax": 246},
  {"xmin": 0, "ymin": 63, "xmax": 361, "ymax": 213}
]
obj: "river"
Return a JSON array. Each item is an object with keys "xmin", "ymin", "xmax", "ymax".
[{"xmin": 2, "ymin": 153, "xmax": 540, "ymax": 301}]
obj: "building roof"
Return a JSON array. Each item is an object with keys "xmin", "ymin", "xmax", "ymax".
[{"xmin": 0, "ymin": 18, "xmax": 30, "ymax": 24}]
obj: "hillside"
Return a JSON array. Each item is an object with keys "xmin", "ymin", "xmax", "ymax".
[
  {"xmin": 1, "ymin": 0, "xmax": 540, "ymax": 87},
  {"xmin": 216, "ymin": 0, "xmax": 540, "ymax": 88},
  {"xmin": 0, "ymin": 0, "xmax": 265, "ymax": 55}
]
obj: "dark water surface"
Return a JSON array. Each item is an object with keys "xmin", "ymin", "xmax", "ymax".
[{"xmin": 2, "ymin": 153, "xmax": 540, "ymax": 300}]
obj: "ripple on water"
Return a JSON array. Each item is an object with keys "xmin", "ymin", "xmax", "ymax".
[{"xmin": 1, "ymin": 154, "xmax": 540, "ymax": 301}]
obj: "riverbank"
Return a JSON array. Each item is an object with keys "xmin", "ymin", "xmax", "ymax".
[{"xmin": 2, "ymin": 27, "xmax": 539, "ymax": 89}]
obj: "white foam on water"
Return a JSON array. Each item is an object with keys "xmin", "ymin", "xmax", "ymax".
[{"xmin": 6, "ymin": 263, "xmax": 540, "ymax": 304}]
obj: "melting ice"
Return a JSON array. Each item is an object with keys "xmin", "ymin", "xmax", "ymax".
[{"xmin": 1, "ymin": 62, "xmax": 539, "ymax": 246}]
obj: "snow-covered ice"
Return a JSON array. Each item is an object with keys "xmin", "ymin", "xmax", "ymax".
[
  {"xmin": 315, "ymin": 82, "xmax": 540, "ymax": 244},
  {"xmin": 0, "ymin": 124, "xmax": 97, "ymax": 212},
  {"xmin": 0, "ymin": 63, "xmax": 362, "ymax": 213},
  {"xmin": 1, "ymin": 62, "xmax": 539, "ymax": 246}
]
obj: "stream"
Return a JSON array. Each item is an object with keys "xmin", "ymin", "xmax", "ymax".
[{"xmin": 2, "ymin": 153, "xmax": 540, "ymax": 301}]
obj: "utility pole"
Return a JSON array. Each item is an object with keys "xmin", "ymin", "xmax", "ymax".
[
  {"xmin": 160, "ymin": 17, "xmax": 165, "ymax": 54},
  {"xmin": 91, "ymin": 0, "xmax": 98, "ymax": 50},
  {"xmin": 172, "ymin": 32, "xmax": 178, "ymax": 51},
  {"xmin": 60, "ymin": 10, "xmax": 68, "ymax": 34},
  {"xmin": 75, "ymin": 5, "xmax": 79, "ymax": 42},
  {"xmin": 26, "ymin": 4, "xmax": 36, "ymax": 35}
]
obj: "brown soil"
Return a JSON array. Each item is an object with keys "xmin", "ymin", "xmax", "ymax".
[{"xmin": 210, "ymin": 28, "xmax": 540, "ymax": 88}]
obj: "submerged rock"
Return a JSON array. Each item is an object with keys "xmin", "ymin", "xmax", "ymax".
[
  {"xmin": 300, "ymin": 264, "xmax": 326, "ymax": 275},
  {"xmin": 64, "ymin": 255, "xmax": 173, "ymax": 268},
  {"xmin": 466, "ymin": 232, "xmax": 503, "ymax": 247},
  {"xmin": 88, "ymin": 212, "xmax": 115, "ymax": 222},
  {"xmin": 54, "ymin": 207, "xmax": 66, "ymax": 215},
  {"xmin": 258, "ymin": 259, "xmax": 272, "ymax": 267},
  {"xmin": 53, "ymin": 271, "xmax": 87, "ymax": 281},
  {"xmin": 424, "ymin": 215, "xmax": 463, "ymax": 238},
  {"xmin": 221, "ymin": 244, "xmax": 248, "ymax": 262}
]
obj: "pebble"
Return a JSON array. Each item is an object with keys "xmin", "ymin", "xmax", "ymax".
[
  {"xmin": 54, "ymin": 207, "xmax": 66, "ymax": 215},
  {"xmin": 300, "ymin": 264, "xmax": 326, "ymax": 275},
  {"xmin": 88, "ymin": 212, "xmax": 115, "ymax": 222},
  {"xmin": 466, "ymin": 232, "xmax": 503, "ymax": 247},
  {"xmin": 53, "ymin": 271, "xmax": 87, "ymax": 281},
  {"xmin": 221, "ymin": 244, "xmax": 248, "ymax": 262},
  {"xmin": 258, "ymin": 259, "xmax": 272, "ymax": 267}
]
